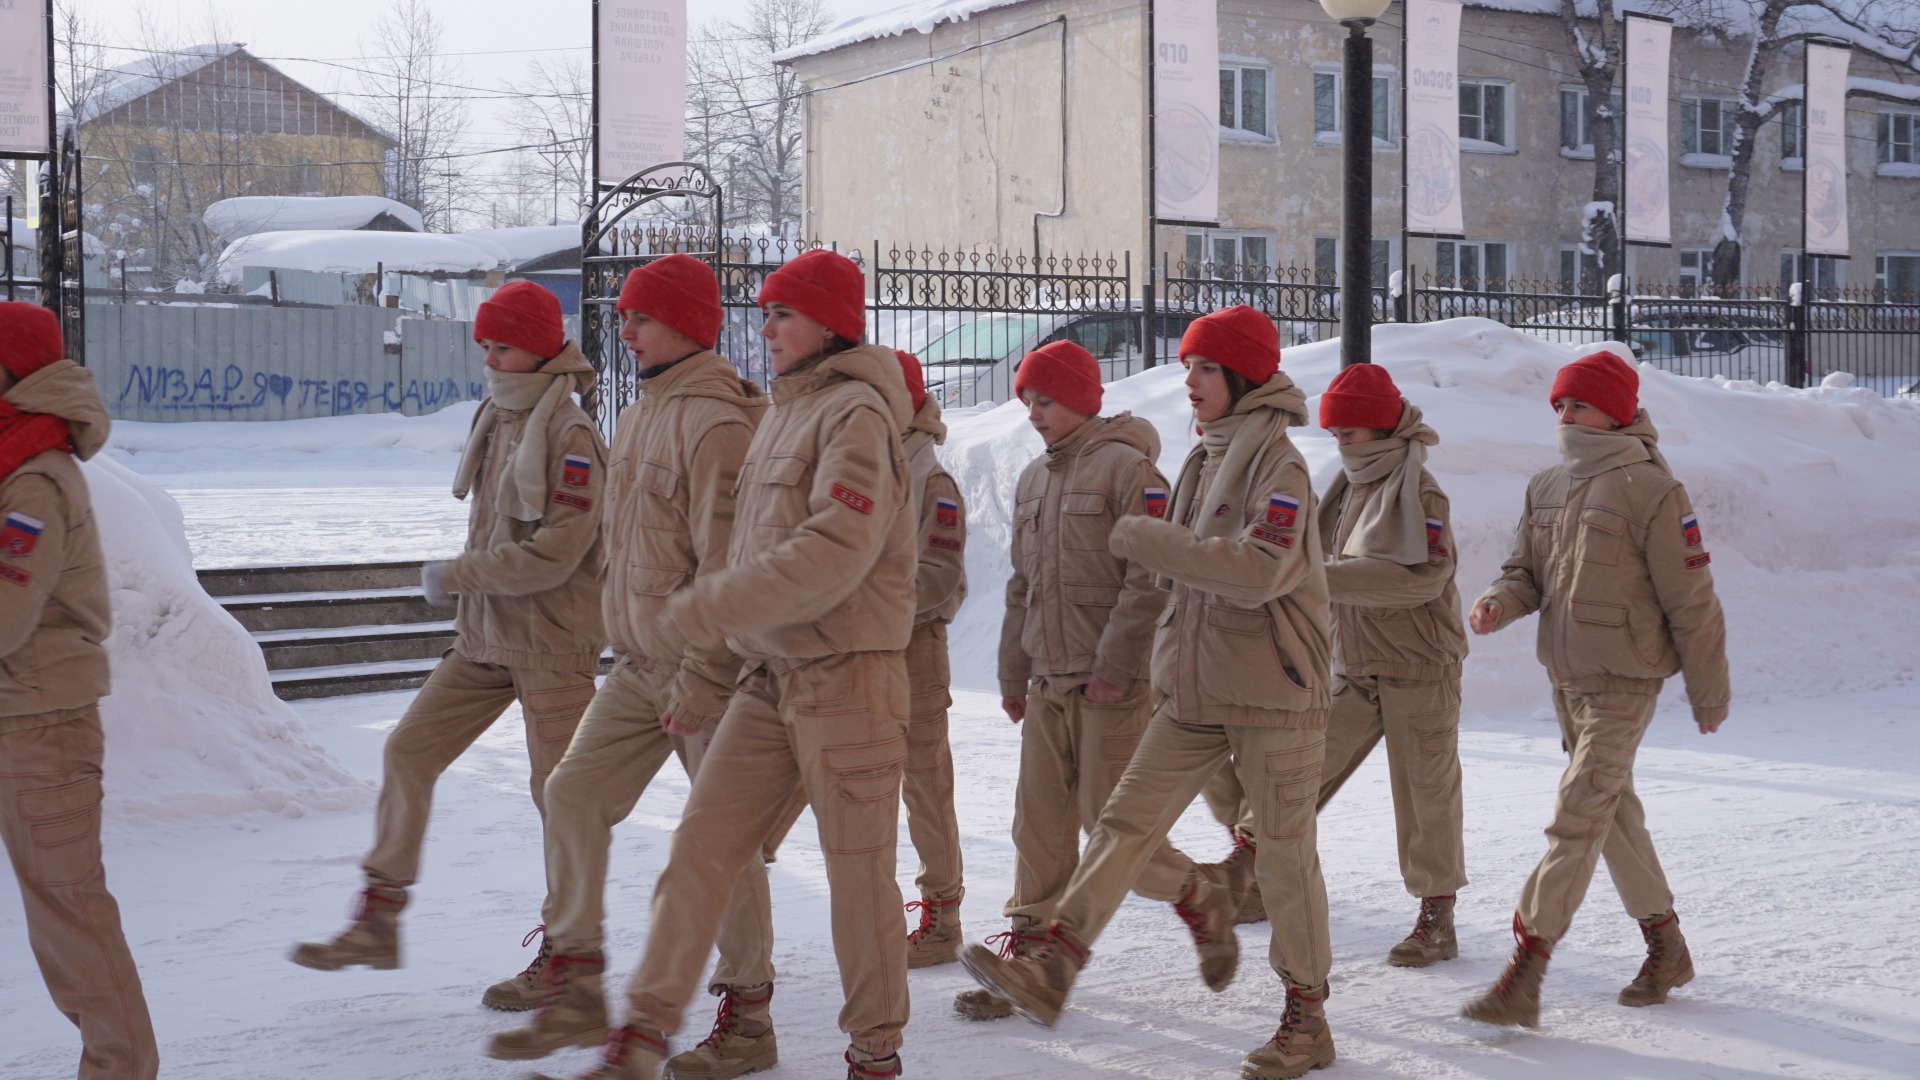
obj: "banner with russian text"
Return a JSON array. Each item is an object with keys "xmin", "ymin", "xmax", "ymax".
[
  {"xmin": 1804, "ymin": 43, "xmax": 1851, "ymax": 258},
  {"xmin": 596, "ymin": 0, "xmax": 688, "ymax": 185},
  {"xmin": 1623, "ymin": 15, "xmax": 1672, "ymax": 246},
  {"xmin": 1153, "ymin": 0, "xmax": 1219, "ymax": 223},
  {"xmin": 1403, "ymin": 0, "xmax": 1463, "ymax": 237},
  {"xmin": 0, "ymin": 0, "xmax": 50, "ymax": 157}
]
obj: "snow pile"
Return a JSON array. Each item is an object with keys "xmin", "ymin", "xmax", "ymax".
[
  {"xmin": 938, "ymin": 317, "xmax": 1920, "ymax": 713},
  {"xmin": 203, "ymin": 196, "xmax": 425, "ymax": 244},
  {"xmin": 109, "ymin": 401, "xmax": 478, "ymax": 460},
  {"xmin": 461, "ymin": 225, "xmax": 581, "ymax": 269},
  {"xmin": 214, "ymin": 231, "xmax": 505, "ymax": 283},
  {"xmin": 80, "ymin": 455, "xmax": 370, "ymax": 825}
]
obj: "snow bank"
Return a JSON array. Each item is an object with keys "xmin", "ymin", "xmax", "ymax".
[
  {"xmin": 81, "ymin": 455, "xmax": 371, "ymax": 826},
  {"xmin": 109, "ymin": 402, "xmax": 479, "ymax": 458},
  {"xmin": 214, "ymin": 231, "xmax": 505, "ymax": 283},
  {"xmin": 203, "ymin": 196, "xmax": 425, "ymax": 244},
  {"xmin": 938, "ymin": 317, "xmax": 1920, "ymax": 714}
]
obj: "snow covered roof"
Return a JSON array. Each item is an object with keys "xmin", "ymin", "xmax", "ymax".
[
  {"xmin": 213, "ymin": 230, "xmax": 506, "ymax": 284},
  {"xmin": 776, "ymin": 0, "xmax": 1037, "ymax": 62},
  {"xmin": 76, "ymin": 43, "xmax": 245, "ymax": 126},
  {"xmin": 459, "ymin": 225, "xmax": 582, "ymax": 269},
  {"xmin": 204, "ymin": 197, "xmax": 425, "ymax": 245}
]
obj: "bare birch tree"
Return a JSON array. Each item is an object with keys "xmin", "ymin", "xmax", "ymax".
[
  {"xmin": 1558, "ymin": 0, "xmax": 1625, "ymax": 290},
  {"xmin": 359, "ymin": 0, "xmax": 472, "ymax": 231},
  {"xmin": 503, "ymin": 55, "xmax": 592, "ymax": 224}
]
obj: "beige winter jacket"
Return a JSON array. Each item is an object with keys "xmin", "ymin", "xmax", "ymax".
[
  {"xmin": 998, "ymin": 414, "xmax": 1171, "ymax": 698},
  {"xmin": 665, "ymin": 344, "xmax": 917, "ymax": 663},
  {"xmin": 0, "ymin": 361, "xmax": 112, "ymax": 730},
  {"xmin": 904, "ymin": 396, "xmax": 967, "ymax": 628},
  {"xmin": 1319, "ymin": 474, "xmax": 1468, "ymax": 682},
  {"xmin": 1476, "ymin": 412, "xmax": 1730, "ymax": 727},
  {"xmin": 1109, "ymin": 376, "xmax": 1332, "ymax": 729},
  {"xmin": 602, "ymin": 351, "xmax": 766, "ymax": 728},
  {"xmin": 438, "ymin": 344, "xmax": 609, "ymax": 672}
]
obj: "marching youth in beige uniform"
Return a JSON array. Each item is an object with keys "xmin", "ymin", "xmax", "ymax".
[
  {"xmin": 559, "ymin": 250, "xmax": 915, "ymax": 1080},
  {"xmin": 1463, "ymin": 350, "xmax": 1729, "ymax": 1028},
  {"xmin": 955, "ymin": 339, "xmax": 1190, "ymax": 1022},
  {"xmin": 292, "ymin": 282, "xmax": 609, "ymax": 1004},
  {"xmin": 1313, "ymin": 362, "xmax": 1469, "ymax": 967},
  {"xmin": 0, "ymin": 302, "xmax": 158, "ymax": 1080},
  {"xmin": 963, "ymin": 306, "xmax": 1340, "ymax": 1080},
  {"xmin": 484, "ymin": 255, "xmax": 781, "ymax": 1080}
]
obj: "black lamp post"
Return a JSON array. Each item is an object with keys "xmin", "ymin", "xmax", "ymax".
[{"xmin": 1320, "ymin": 0, "xmax": 1392, "ymax": 366}]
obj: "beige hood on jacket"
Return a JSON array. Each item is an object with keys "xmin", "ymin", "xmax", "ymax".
[{"xmin": 7, "ymin": 360, "xmax": 110, "ymax": 459}]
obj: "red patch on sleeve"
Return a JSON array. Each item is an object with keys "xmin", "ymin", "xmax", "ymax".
[
  {"xmin": 831, "ymin": 483, "xmax": 874, "ymax": 514},
  {"xmin": 1429, "ymin": 544, "xmax": 1450, "ymax": 558},
  {"xmin": 0, "ymin": 563, "xmax": 30, "ymax": 587},
  {"xmin": 1686, "ymin": 552, "xmax": 1711, "ymax": 570},
  {"xmin": 929, "ymin": 535, "xmax": 962, "ymax": 551},
  {"xmin": 1250, "ymin": 525, "xmax": 1295, "ymax": 549},
  {"xmin": 553, "ymin": 491, "xmax": 593, "ymax": 511}
]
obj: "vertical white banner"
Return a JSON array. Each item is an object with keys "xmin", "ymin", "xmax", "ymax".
[
  {"xmin": 1623, "ymin": 15, "xmax": 1672, "ymax": 246},
  {"xmin": 0, "ymin": 0, "xmax": 50, "ymax": 157},
  {"xmin": 1804, "ymin": 43, "xmax": 1851, "ymax": 258},
  {"xmin": 596, "ymin": 0, "xmax": 688, "ymax": 185},
  {"xmin": 1404, "ymin": 0, "xmax": 1463, "ymax": 237},
  {"xmin": 1153, "ymin": 0, "xmax": 1219, "ymax": 223}
]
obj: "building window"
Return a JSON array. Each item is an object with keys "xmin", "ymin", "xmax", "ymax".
[
  {"xmin": 1314, "ymin": 70, "xmax": 1392, "ymax": 142},
  {"xmin": 1678, "ymin": 249, "xmax": 1717, "ymax": 297},
  {"xmin": 1878, "ymin": 110, "xmax": 1918, "ymax": 167},
  {"xmin": 1313, "ymin": 237, "xmax": 1393, "ymax": 288},
  {"xmin": 1459, "ymin": 80, "xmax": 1510, "ymax": 149},
  {"xmin": 1436, "ymin": 240, "xmax": 1509, "ymax": 290},
  {"xmin": 1560, "ymin": 87, "xmax": 1622, "ymax": 155},
  {"xmin": 131, "ymin": 146, "xmax": 158, "ymax": 188},
  {"xmin": 1780, "ymin": 250, "xmax": 1844, "ymax": 300},
  {"xmin": 1876, "ymin": 253, "xmax": 1920, "ymax": 302},
  {"xmin": 1219, "ymin": 63, "xmax": 1270, "ymax": 137},
  {"xmin": 1559, "ymin": 247, "xmax": 1604, "ymax": 294},
  {"xmin": 1779, "ymin": 102, "xmax": 1803, "ymax": 164},
  {"xmin": 1681, "ymin": 97, "xmax": 1737, "ymax": 158},
  {"xmin": 1186, "ymin": 230, "xmax": 1272, "ymax": 279}
]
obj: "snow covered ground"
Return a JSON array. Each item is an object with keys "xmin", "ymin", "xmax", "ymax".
[{"xmin": 3, "ymin": 320, "xmax": 1918, "ymax": 1078}]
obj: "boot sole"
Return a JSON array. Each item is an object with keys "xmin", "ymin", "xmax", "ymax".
[
  {"xmin": 663, "ymin": 1048, "xmax": 778, "ymax": 1080},
  {"xmin": 1460, "ymin": 1002, "xmax": 1538, "ymax": 1028},
  {"xmin": 959, "ymin": 950, "xmax": 1060, "ymax": 1028},
  {"xmin": 289, "ymin": 948, "xmax": 399, "ymax": 972},
  {"xmin": 1240, "ymin": 1047, "xmax": 1336, "ymax": 1080},
  {"xmin": 485, "ymin": 1025, "xmax": 608, "ymax": 1061},
  {"xmin": 953, "ymin": 998, "xmax": 1014, "ymax": 1021},
  {"xmin": 1387, "ymin": 942, "xmax": 1459, "ymax": 968},
  {"xmin": 480, "ymin": 990, "xmax": 544, "ymax": 1012},
  {"xmin": 907, "ymin": 947, "xmax": 961, "ymax": 969},
  {"xmin": 1618, "ymin": 961, "xmax": 1694, "ymax": 1007}
]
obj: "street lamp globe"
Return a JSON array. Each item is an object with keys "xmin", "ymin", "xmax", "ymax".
[{"xmin": 1317, "ymin": 0, "xmax": 1392, "ymax": 26}]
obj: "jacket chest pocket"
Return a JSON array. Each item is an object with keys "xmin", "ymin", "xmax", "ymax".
[
  {"xmin": 1014, "ymin": 496, "xmax": 1043, "ymax": 578},
  {"xmin": 635, "ymin": 460, "xmax": 685, "ymax": 529},
  {"xmin": 1060, "ymin": 490, "xmax": 1114, "ymax": 551},
  {"xmin": 750, "ymin": 454, "xmax": 813, "ymax": 529},
  {"xmin": 1575, "ymin": 507, "xmax": 1625, "ymax": 567}
]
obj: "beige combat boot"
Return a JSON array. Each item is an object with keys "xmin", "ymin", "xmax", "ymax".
[
  {"xmin": 1461, "ymin": 914, "xmax": 1554, "ymax": 1028},
  {"xmin": 289, "ymin": 884, "xmax": 407, "ymax": 971},
  {"xmin": 486, "ymin": 951, "xmax": 609, "ymax": 1060},
  {"xmin": 959, "ymin": 922, "xmax": 1089, "ymax": 1027},
  {"xmin": 533, "ymin": 1025, "xmax": 667, "ymax": 1080},
  {"xmin": 1387, "ymin": 894, "xmax": 1458, "ymax": 968},
  {"xmin": 1172, "ymin": 864, "xmax": 1241, "ymax": 992},
  {"xmin": 483, "ymin": 923, "xmax": 555, "ymax": 1010},
  {"xmin": 844, "ymin": 1045, "xmax": 903, "ymax": 1078},
  {"xmin": 952, "ymin": 917, "xmax": 1045, "ymax": 1020},
  {"xmin": 904, "ymin": 889, "xmax": 963, "ymax": 968},
  {"xmin": 1618, "ymin": 909, "xmax": 1694, "ymax": 1007},
  {"xmin": 1241, "ymin": 983, "xmax": 1335, "ymax": 1080},
  {"xmin": 1218, "ymin": 830, "xmax": 1268, "ymax": 926},
  {"xmin": 662, "ymin": 982, "xmax": 777, "ymax": 1079}
]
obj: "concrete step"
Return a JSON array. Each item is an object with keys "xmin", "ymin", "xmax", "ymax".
[
  {"xmin": 219, "ymin": 586, "xmax": 448, "ymax": 633},
  {"xmin": 254, "ymin": 621, "xmax": 457, "ymax": 671},
  {"xmin": 268, "ymin": 652, "xmax": 615, "ymax": 701},
  {"xmin": 198, "ymin": 560, "xmax": 427, "ymax": 598}
]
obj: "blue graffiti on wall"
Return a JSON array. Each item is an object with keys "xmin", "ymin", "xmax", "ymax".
[{"xmin": 117, "ymin": 365, "xmax": 485, "ymax": 415}]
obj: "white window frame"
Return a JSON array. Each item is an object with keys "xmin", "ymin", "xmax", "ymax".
[
  {"xmin": 1219, "ymin": 58, "xmax": 1273, "ymax": 141},
  {"xmin": 1312, "ymin": 235, "xmax": 1396, "ymax": 289},
  {"xmin": 1313, "ymin": 64, "xmax": 1395, "ymax": 148},
  {"xmin": 1778, "ymin": 102, "xmax": 1803, "ymax": 169},
  {"xmin": 1875, "ymin": 252, "xmax": 1920, "ymax": 302},
  {"xmin": 1558, "ymin": 246, "xmax": 1604, "ymax": 294},
  {"xmin": 1186, "ymin": 229, "xmax": 1274, "ymax": 280},
  {"xmin": 1877, "ymin": 109, "xmax": 1920, "ymax": 177},
  {"xmin": 1434, "ymin": 239, "xmax": 1511, "ymax": 291},
  {"xmin": 1780, "ymin": 249, "xmax": 1845, "ymax": 300},
  {"xmin": 1677, "ymin": 248, "xmax": 1718, "ymax": 297},
  {"xmin": 1559, "ymin": 86, "xmax": 1622, "ymax": 160},
  {"xmin": 1459, "ymin": 78, "xmax": 1514, "ymax": 152},
  {"xmin": 1680, "ymin": 96, "xmax": 1738, "ymax": 167}
]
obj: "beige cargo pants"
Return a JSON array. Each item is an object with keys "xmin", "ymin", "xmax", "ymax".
[
  {"xmin": 363, "ymin": 648, "xmax": 595, "ymax": 891},
  {"xmin": 626, "ymin": 651, "xmax": 910, "ymax": 1057},
  {"xmin": 1006, "ymin": 677, "xmax": 1191, "ymax": 922},
  {"xmin": 1052, "ymin": 709, "xmax": 1333, "ymax": 991},
  {"xmin": 0, "ymin": 708, "xmax": 158, "ymax": 1080},
  {"xmin": 541, "ymin": 658, "xmax": 774, "ymax": 987},
  {"xmin": 1516, "ymin": 687, "xmax": 1674, "ymax": 942},
  {"xmin": 902, "ymin": 620, "xmax": 962, "ymax": 900},
  {"xmin": 1317, "ymin": 674, "xmax": 1468, "ymax": 898}
]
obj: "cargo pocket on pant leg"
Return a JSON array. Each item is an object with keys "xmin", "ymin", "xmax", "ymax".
[
  {"xmin": 20, "ymin": 774, "xmax": 103, "ymax": 887},
  {"xmin": 524, "ymin": 679, "xmax": 598, "ymax": 746},
  {"xmin": 1262, "ymin": 740, "xmax": 1324, "ymax": 842},
  {"xmin": 821, "ymin": 737, "xmax": 906, "ymax": 855}
]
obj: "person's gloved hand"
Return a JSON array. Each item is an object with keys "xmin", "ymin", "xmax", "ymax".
[{"xmin": 422, "ymin": 561, "xmax": 456, "ymax": 608}]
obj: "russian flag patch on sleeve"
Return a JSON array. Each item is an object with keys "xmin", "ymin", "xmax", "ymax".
[
  {"xmin": 1144, "ymin": 487, "xmax": 1168, "ymax": 518},
  {"xmin": 563, "ymin": 454, "xmax": 592, "ymax": 487},
  {"xmin": 1267, "ymin": 493, "xmax": 1299, "ymax": 529},
  {"xmin": 936, "ymin": 496, "xmax": 959, "ymax": 528},
  {"xmin": 1681, "ymin": 513, "xmax": 1702, "ymax": 548},
  {"xmin": 1, "ymin": 511, "xmax": 44, "ymax": 556}
]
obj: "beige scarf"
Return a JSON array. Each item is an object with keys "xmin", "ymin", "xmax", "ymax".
[
  {"xmin": 453, "ymin": 344, "xmax": 594, "ymax": 521},
  {"xmin": 1557, "ymin": 408, "xmax": 1670, "ymax": 479},
  {"xmin": 1168, "ymin": 372, "xmax": 1310, "ymax": 539},
  {"xmin": 1316, "ymin": 401, "xmax": 1437, "ymax": 566}
]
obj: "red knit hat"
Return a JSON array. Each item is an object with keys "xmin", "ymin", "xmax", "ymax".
[
  {"xmin": 1319, "ymin": 363, "xmax": 1405, "ymax": 430},
  {"xmin": 894, "ymin": 349, "xmax": 928, "ymax": 413},
  {"xmin": 474, "ymin": 280, "xmax": 566, "ymax": 360},
  {"xmin": 758, "ymin": 249, "xmax": 866, "ymax": 343},
  {"xmin": 0, "ymin": 302, "xmax": 65, "ymax": 380},
  {"xmin": 1014, "ymin": 340, "xmax": 1102, "ymax": 417},
  {"xmin": 1550, "ymin": 350, "xmax": 1639, "ymax": 427},
  {"xmin": 1179, "ymin": 305, "xmax": 1280, "ymax": 385},
  {"xmin": 618, "ymin": 254, "xmax": 722, "ymax": 350}
]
